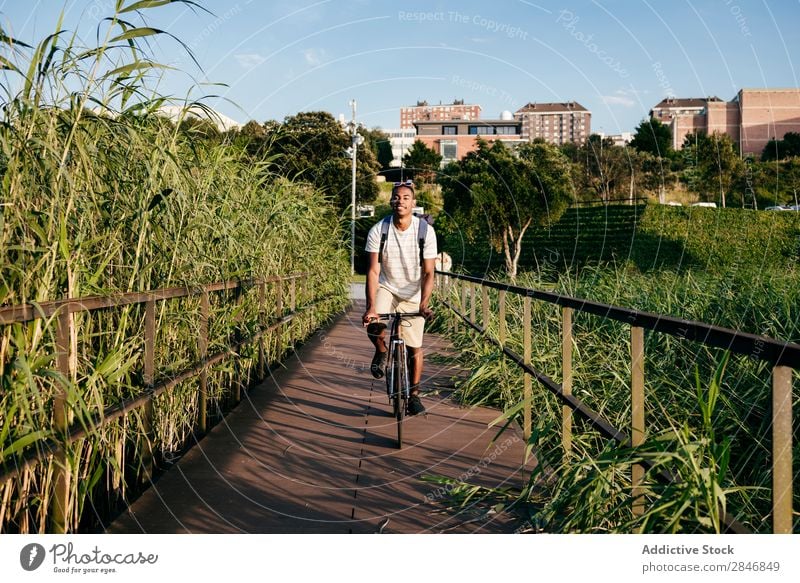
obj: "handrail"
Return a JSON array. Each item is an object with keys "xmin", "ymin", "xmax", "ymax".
[
  {"xmin": 0, "ymin": 294, "xmax": 333, "ymax": 487},
  {"xmin": 0, "ymin": 274, "xmax": 306, "ymax": 325},
  {"xmin": 443, "ymin": 272, "xmax": 800, "ymax": 368},
  {"xmin": 436, "ymin": 270, "xmax": 796, "ymax": 534},
  {"xmin": 0, "ymin": 272, "xmax": 328, "ymax": 533}
]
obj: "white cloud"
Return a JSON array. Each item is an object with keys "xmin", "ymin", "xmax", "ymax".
[
  {"xmin": 602, "ymin": 94, "xmax": 636, "ymax": 107},
  {"xmin": 235, "ymin": 53, "xmax": 267, "ymax": 69},
  {"xmin": 302, "ymin": 48, "xmax": 328, "ymax": 66}
]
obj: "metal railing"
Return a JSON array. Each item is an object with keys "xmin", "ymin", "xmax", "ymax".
[
  {"xmin": 0, "ymin": 273, "xmax": 336, "ymax": 533},
  {"xmin": 436, "ymin": 270, "xmax": 798, "ymax": 534}
]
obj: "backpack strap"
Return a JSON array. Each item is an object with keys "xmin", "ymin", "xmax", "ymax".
[
  {"xmin": 416, "ymin": 217, "xmax": 428, "ymax": 267},
  {"xmin": 377, "ymin": 215, "xmax": 391, "ymax": 264}
]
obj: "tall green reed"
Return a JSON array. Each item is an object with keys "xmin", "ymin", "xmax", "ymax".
[
  {"xmin": 1, "ymin": 1, "xmax": 349, "ymax": 532},
  {"xmin": 433, "ymin": 263, "xmax": 798, "ymax": 532}
]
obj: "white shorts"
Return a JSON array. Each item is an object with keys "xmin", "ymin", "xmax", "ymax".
[{"xmin": 374, "ymin": 286, "xmax": 425, "ymax": 348}]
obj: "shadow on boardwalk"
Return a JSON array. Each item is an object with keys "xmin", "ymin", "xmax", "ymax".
[{"xmin": 107, "ymin": 293, "xmax": 532, "ymax": 534}]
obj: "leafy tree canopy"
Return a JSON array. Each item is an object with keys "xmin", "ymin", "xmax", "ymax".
[
  {"xmin": 630, "ymin": 117, "xmax": 673, "ymax": 158},
  {"xmin": 402, "ymin": 139, "xmax": 442, "ymax": 184},
  {"xmin": 440, "ymin": 139, "xmax": 572, "ymax": 278}
]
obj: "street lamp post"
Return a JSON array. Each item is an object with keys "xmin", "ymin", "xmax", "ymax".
[{"xmin": 346, "ymin": 99, "xmax": 363, "ymax": 276}]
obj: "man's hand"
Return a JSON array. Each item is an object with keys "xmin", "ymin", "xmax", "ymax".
[
  {"xmin": 419, "ymin": 304, "xmax": 433, "ymax": 321},
  {"xmin": 362, "ymin": 310, "xmax": 378, "ymax": 327}
]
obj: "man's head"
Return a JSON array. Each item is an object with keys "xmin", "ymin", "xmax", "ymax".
[{"xmin": 390, "ymin": 180, "xmax": 416, "ymax": 216}]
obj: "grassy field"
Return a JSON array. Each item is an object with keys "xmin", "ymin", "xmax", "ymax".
[{"xmin": 440, "ymin": 203, "xmax": 800, "ymax": 276}]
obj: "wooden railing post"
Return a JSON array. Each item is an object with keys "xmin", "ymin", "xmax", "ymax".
[
  {"xmin": 276, "ymin": 277, "xmax": 284, "ymax": 358},
  {"xmin": 523, "ymin": 295, "xmax": 532, "ymax": 443},
  {"xmin": 772, "ymin": 365, "xmax": 793, "ymax": 533},
  {"xmin": 631, "ymin": 325, "xmax": 645, "ymax": 517},
  {"xmin": 469, "ymin": 282, "xmax": 476, "ymax": 324},
  {"xmin": 482, "ymin": 284, "xmax": 489, "ymax": 332},
  {"xmin": 258, "ymin": 281, "xmax": 266, "ymax": 381},
  {"xmin": 50, "ymin": 309, "xmax": 72, "ymax": 533},
  {"xmin": 498, "ymin": 290, "xmax": 507, "ymax": 346},
  {"xmin": 198, "ymin": 290, "xmax": 209, "ymax": 434},
  {"xmin": 142, "ymin": 299, "xmax": 156, "ymax": 482},
  {"xmin": 562, "ymin": 307, "xmax": 573, "ymax": 456},
  {"xmin": 289, "ymin": 276, "xmax": 297, "ymax": 347},
  {"xmin": 459, "ymin": 279, "xmax": 467, "ymax": 333}
]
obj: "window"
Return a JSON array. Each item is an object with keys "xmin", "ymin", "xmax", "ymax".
[
  {"xmin": 442, "ymin": 125, "xmax": 457, "ymax": 135},
  {"xmin": 440, "ymin": 140, "xmax": 457, "ymax": 162},
  {"xmin": 495, "ymin": 126, "xmax": 518, "ymax": 135},
  {"xmin": 469, "ymin": 125, "xmax": 494, "ymax": 135}
]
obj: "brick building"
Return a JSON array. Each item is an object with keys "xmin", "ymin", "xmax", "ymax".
[
  {"xmin": 400, "ymin": 100, "xmax": 481, "ymax": 130},
  {"xmin": 649, "ymin": 89, "xmax": 800, "ymax": 154},
  {"xmin": 514, "ymin": 101, "xmax": 591, "ymax": 146},
  {"xmin": 412, "ymin": 114, "xmax": 523, "ymax": 165}
]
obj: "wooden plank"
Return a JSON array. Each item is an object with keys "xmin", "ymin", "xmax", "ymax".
[
  {"xmin": 631, "ymin": 326, "xmax": 645, "ymax": 517},
  {"xmin": 198, "ymin": 291, "xmax": 209, "ymax": 434},
  {"xmin": 142, "ymin": 299, "xmax": 156, "ymax": 483},
  {"xmin": 772, "ymin": 365, "xmax": 793, "ymax": 534},
  {"xmin": 523, "ymin": 295, "xmax": 531, "ymax": 442},
  {"xmin": 498, "ymin": 290, "xmax": 507, "ymax": 346},
  {"xmin": 50, "ymin": 310, "xmax": 71, "ymax": 534},
  {"xmin": 562, "ymin": 307, "xmax": 573, "ymax": 456}
]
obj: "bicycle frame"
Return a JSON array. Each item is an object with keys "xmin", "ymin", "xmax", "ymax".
[{"xmin": 373, "ymin": 311, "xmax": 423, "ymax": 448}]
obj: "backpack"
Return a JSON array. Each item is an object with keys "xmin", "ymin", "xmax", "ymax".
[{"xmin": 378, "ymin": 213, "xmax": 432, "ymax": 267}]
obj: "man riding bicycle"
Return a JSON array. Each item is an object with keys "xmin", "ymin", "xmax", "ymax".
[{"xmin": 362, "ymin": 180, "xmax": 437, "ymax": 415}]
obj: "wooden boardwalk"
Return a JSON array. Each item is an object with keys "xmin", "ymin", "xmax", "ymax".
[{"xmin": 107, "ymin": 298, "xmax": 531, "ymax": 534}]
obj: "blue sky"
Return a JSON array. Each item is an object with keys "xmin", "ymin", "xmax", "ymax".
[{"xmin": 2, "ymin": 0, "xmax": 799, "ymax": 134}]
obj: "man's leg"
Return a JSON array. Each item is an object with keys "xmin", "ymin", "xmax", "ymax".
[
  {"xmin": 407, "ymin": 346, "xmax": 423, "ymax": 393},
  {"xmin": 406, "ymin": 343, "xmax": 426, "ymax": 415},
  {"xmin": 367, "ymin": 321, "xmax": 387, "ymax": 378}
]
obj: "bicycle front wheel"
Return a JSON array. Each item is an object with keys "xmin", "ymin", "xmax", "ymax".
[{"xmin": 393, "ymin": 340, "xmax": 407, "ymax": 449}]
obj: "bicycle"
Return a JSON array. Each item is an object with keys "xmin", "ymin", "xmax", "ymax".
[{"xmin": 371, "ymin": 312, "xmax": 425, "ymax": 449}]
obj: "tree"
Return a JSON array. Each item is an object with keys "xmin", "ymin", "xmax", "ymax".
[
  {"xmin": 761, "ymin": 131, "xmax": 800, "ymax": 161},
  {"xmin": 681, "ymin": 131, "xmax": 742, "ymax": 207},
  {"xmin": 402, "ymin": 140, "xmax": 442, "ymax": 183},
  {"xmin": 630, "ymin": 117, "xmax": 673, "ymax": 158},
  {"xmin": 581, "ymin": 134, "xmax": 631, "ymax": 202},
  {"xmin": 361, "ymin": 127, "xmax": 394, "ymax": 169},
  {"xmin": 637, "ymin": 151, "xmax": 677, "ymax": 203},
  {"xmin": 268, "ymin": 111, "xmax": 380, "ymax": 212},
  {"xmin": 441, "ymin": 139, "xmax": 572, "ymax": 279}
]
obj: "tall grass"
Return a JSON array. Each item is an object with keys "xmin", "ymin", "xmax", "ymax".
[
  {"xmin": 1, "ymin": 2, "xmax": 349, "ymax": 532},
  {"xmin": 433, "ymin": 264, "xmax": 799, "ymax": 532}
]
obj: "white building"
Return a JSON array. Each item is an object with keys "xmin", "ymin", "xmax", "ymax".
[{"xmin": 385, "ymin": 128, "xmax": 417, "ymax": 167}]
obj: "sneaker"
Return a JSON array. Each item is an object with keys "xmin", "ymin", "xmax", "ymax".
[
  {"xmin": 370, "ymin": 350, "xmax": 387, "ymax": 379},
  {"xmin": 407, "ymin": 394, "xmax": 426, "ymax": 416}
]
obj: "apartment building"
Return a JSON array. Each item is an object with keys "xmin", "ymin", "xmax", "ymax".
[
  {"xmin": 383, "ymin": 128, "xmax": 417, "ymax": 167},
  {"xmin": 514, "ymin": 101, "xmax": 591, "ymax": 146},
  {"xmin": 400, "ymin": 99, "xmax": 481, "ymax": 130},
  {"xmin": 412, "ymin": 114, "xmax": 523, "ymax": 165},
  {"xmin": 649, "ymin": 89, "xmax": 800, "ymax": 154}
]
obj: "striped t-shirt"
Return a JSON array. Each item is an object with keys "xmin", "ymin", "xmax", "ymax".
[{"xmin": 365, "ymin": 215, "xmax": 438, "ymax": 302}]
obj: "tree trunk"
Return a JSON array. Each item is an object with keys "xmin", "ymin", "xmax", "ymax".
[{"xmin": 502, "ymin": 219, "xmax": 532, "ymax": 281}]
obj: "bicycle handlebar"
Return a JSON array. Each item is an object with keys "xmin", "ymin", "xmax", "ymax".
[{"xmin": 371, "ymin": 312, "xmax": 426, "ymax": 320}]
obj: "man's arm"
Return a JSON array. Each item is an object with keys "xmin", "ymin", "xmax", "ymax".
[
  {"xmin": 362, "ymin": 251, "xmax": 380, "ymax": 326},
  {"xmin": 418, "ymin": 257, "xmax": 435, "ymax": 319}
]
